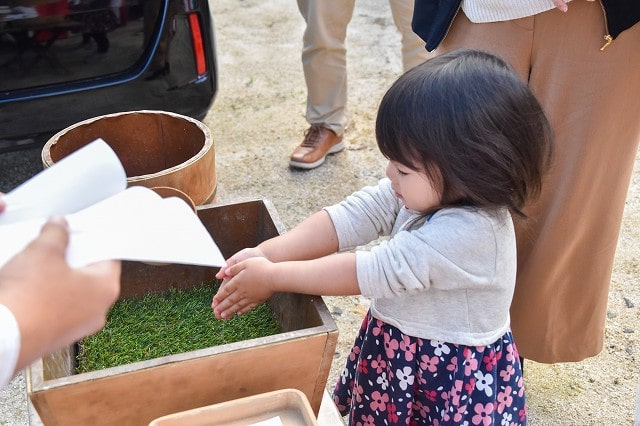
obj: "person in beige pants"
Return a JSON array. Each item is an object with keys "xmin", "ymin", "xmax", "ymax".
[
  {"xmin": 413, "ymin": 0, "xmax": 640, "ymax": 363},
  {"xmin": 289, "ymin": 0, "xmax": 430, "ymax": 169}
]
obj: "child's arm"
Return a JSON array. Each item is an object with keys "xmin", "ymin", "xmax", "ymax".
[
  {"xmin": 259, "ymin": 209, "xmax": 340, "ymax": 261},
  {"xmin": 216, "ymin": 209, "xmax": 340, "ymax": 280},
  {"xmin": 212, "ymin": 251, "xmax": 359, "ymax": 320}
]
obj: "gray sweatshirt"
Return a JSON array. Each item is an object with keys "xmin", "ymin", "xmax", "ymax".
[{"xmin": 324, "ymin": 178, "xmax": 516, "ymax": 346}]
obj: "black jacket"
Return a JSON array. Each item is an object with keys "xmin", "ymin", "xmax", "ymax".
[{"xmin": 412, "ymin": 0, "xmax": 640, "ymax": 52}]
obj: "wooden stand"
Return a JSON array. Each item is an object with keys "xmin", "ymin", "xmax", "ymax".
[{"xmin": 27, "ymin": 200, "xmax": 338, "ymax": 426}]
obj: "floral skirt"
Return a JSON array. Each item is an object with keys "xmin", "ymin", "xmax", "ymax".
[{"xmin": 333, "ymin": 310, "xmax": 526, "ymax": 425}]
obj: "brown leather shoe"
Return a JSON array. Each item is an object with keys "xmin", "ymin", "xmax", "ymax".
[{"xmin": 289, "ymin": 125, "xmax": 345, "ymax": 169}]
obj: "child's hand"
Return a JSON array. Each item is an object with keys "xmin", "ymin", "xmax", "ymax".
[
  {"xmin": 215, "ymin": 247, "xmax": 266, "ymax": 280},
  {"xmin": 211, "ymin": 257, "xmax": 275, "ymax": 320}
]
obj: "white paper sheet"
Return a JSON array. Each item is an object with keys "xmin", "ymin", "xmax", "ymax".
[
  {"xmin": 0, "ymin": 138, "xmax": 126, "ymax": 226},
  {"xmin": 0, "ymin": 139, "xmax": 225, "ymax": 269}
]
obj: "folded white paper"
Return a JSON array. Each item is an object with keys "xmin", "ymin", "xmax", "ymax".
[{"xmin": 0, "ymin": 139, "xmax": 225, "ymax": 268}]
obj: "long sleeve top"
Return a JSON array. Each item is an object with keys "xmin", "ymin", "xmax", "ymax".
[
  {"xmin": 324, "ymin": 178, "xmax": 517, "ymax": 346},
  {"xmin": 461, "ymin": 0, "xmax": 557, "ymax": 22},
  {"xmin": 0, "ymin": 304, "xmax": 20, "ymax": 388}
]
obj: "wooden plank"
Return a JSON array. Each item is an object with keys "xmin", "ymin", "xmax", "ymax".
[{"xmin": 31, "ymin": 335, "xmax": 330, "ymax": 425}]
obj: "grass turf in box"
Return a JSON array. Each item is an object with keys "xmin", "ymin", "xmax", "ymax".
[{"xmin": 76, "ymin": 282, "xmax": 281, "ymax": 373}]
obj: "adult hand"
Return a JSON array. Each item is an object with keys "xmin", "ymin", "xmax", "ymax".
[
  {"xmin": 212, "ymin": 257, "xmax": 275, "ymax": 320},
  {"xmin": 0, "ymin": 216, "xmax": 121, "ymax": 373},
  {"xmin": 551, "ymin": 0, "xmax": 568, "ymax": 12}
]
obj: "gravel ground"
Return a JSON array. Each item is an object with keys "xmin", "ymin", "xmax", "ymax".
[{"xmin": 2, "ymin": 0, "xmax": 640, "ymax": 424}]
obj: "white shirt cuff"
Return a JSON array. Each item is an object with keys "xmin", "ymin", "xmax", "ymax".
[{"xmin": 0, "ymin": 304, "xmax": 21, "ymax": 388}]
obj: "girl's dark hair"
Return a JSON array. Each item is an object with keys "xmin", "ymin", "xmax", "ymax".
[{"xmin": 376, "ymin": 49, "xmax": 553, "ymax": 217}]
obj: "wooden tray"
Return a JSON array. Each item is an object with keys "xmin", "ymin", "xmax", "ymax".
[{"xmin": 148, "ymin": 389, "xmax": 318, "ymax": 426}]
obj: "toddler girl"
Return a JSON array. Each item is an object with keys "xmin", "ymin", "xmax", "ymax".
[{"xmin": 212, "ymin": 49, "xmax": 553, "ymax": 425}]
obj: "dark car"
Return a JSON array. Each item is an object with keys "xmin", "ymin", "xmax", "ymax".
[{"xmin": 0, "ymin": 0, "xmax": 217, "ymax": 152}]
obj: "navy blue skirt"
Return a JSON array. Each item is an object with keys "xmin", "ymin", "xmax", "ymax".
[{"xmin": 333, "ymin": 310, "xmax": 526, "ymax": 425}]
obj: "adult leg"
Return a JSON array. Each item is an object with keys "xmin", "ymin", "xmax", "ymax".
[
  {"xmin": 388, "ymin": 0, "xmax": 432, "ymax": 71},
  {"xmin": 512, "ymin": 2, "xmax": 640, "ymax": 362},
  {"xmin": 437, "ymin": 4, "xmax": 640, "ymax": 362},
  {"xmin": 296, "ymin": 0, "xmax": 355, "ymax": 136}
]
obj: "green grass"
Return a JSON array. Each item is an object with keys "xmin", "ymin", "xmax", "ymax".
[{"xmin": 75, "ymin": 282, "xmax": 281, "ymax": 373}]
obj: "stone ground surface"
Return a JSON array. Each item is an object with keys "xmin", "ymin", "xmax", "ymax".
[{"xmin": 2, "ymin": 0, "xmax": 640, "ymax": 424}]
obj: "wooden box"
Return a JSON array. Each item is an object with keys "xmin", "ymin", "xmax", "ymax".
[{"xmin": 26, "ymin": 199, "xmax": 338, "ymax": 426}]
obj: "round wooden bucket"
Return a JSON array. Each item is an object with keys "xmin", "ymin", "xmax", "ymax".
[
  {"xmin": 150, "ymin": 186, "xmax": 197, "ymax": 214},
  {"xmin": 41, "ymin": 110, "xmax": 217, "ymax": 205}
]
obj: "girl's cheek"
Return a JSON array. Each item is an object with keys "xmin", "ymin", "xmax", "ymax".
[{"xmin": 385, "ymin": 165, "xmax": 393, "ymax": 180}]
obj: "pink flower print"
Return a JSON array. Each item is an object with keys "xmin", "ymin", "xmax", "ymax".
[
  {"xmin": 387, "ymin": 402, "xmax": 399, "ymax": 423},
  {"xmin": 384, "ymin": 333, "xmax": 400, "ymax": 359},
  {"xmin": 418, "ymin": 370, "xmax": 427, "ymax": 386},
  {"xmin": 517, "ymin": 377, "xmax": 525, "ymax": 398},
  {"xmin": 449, "ymin": 380, "xmax": 464, "ymax": 405},
  {"xmin": 361, "ymin": 316, "xmax": 370, "ymax": 331},
  {"xmin": 472, "ymin": 402, "xmax": 495, "ymax": 426},
  {"xmin": 464, "ymin": 378, "xmax": 476, "ymax": 393},
  {"xmin": 413, "ymin": 400, "xmax": 429, "ymax": 418},
  {"xmin": 446, "ymin": 356, "xmax": 459, "ymax": 373},
  {"xmin": 500, "ymin": 365, "xmax": 515, "ymax": 382},
  {"xmin": 357, "ymin": 359, "xmax": 369, "ymax": 375},
  {"xmin": 431, "ymin": 340, "xmax": 451, "ymax": 357},
  {"xmin": 332, "ymin": 394, "xmax": 348, "ymax": 414},
  {"xmin": 372, "ymin": 319, "xmax": 385, "ymax": 336},
  {"xmin": 452, "ymin": 404, "xmax": 469, "ymax": 423},
  {"xmin": 474, "ymin": 370, "xmax": 494, "ymax": 397},
  {"xmin": 420, "ymin": 354, "xmax": 440, "ymax": 373},
  {"xmin": 371, "ymin": 354, "xmax": 387, "ymax": 374},
  {"xmin": 349, "ymin": 345, "xmax": 361, "ymax": 362},
  {"xmin": 356, "ymin": 414, "xmax": 376, "ymax": 426},
  {"xmin": 425, "ymin": 389, "xmax": 437, "ymax": 402},
  {"xmin": 406, "ymin": 401, "xmax": 415, "ymax": 423},
  {"xmin": 496, "ymin": 385, "xmax": 513, "ymax": 414},
  {"xmin": 483, "ymin": 350, "xmax": 497, "ymax": 370},
  {"xmin": 519, "ymin": 406, "xmax": 527, "ymax": 421},
  {"xmin": 463, "ymin": 346, "xmax": 473, "ymax": 358},
  {"xmin": 505, "ymin": 343, "xmax": 517, "ymax": 363},
  {"xmin": 400, "ymin": 335, "xmax": 416, "ymax": 361},
  {"xmin": 370, "ymin": 390, "xmax": 389, "ymax": 412},
  {"xmin": 463, "ymin": 354, "xmax": 479, "ymax": 376},
  {"xmin": 443, "ymin": 410, "xmax": 451, "ymax": 422},
  {"xmin": 354, "ymin": 384, "xmax": 364, "ymax": 403},
  {"xmin": 440, "ymin": 389, "xmax": 450, "ymax": 407},
  {"xmin": 396, "ymin": 366, "xmax": 415, "ymax": 390},
  {"xmin": 376, "ymin": 371, "xmax": 389, "ymax": 390}
]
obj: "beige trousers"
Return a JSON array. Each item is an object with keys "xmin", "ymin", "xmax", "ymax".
[
  {"xmin": 438, "ymin": 1, "xmax": 640, "ymax": 362},
  {"xmin": 296, "ymin": 0, "xmax": 429, "ymax": 136}
]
